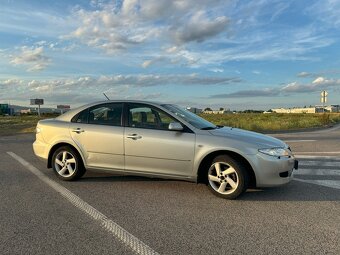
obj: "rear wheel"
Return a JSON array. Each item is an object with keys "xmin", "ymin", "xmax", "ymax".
[
  {"xmin": 207, "ymin": 155, "xmax": 249, "ymax": 199},
  {"xmin": 52, "ymin": 146, "xmax": 85, "ymax": 181}
]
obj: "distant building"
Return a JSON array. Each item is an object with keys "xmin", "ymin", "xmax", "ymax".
[
  {"xmin": 203, "ymin": 108, "xmax": 231, "ymax": 114},
  {"xmin": 186, "ymin": 107, "xmax": 202, "ymax": 114},
  {"xmin": 271, "ymin": 105, "xmax": 340, "ymax": 113},
  {"xmin": 0, "ymin": 104, "xmax": 10, "ymax": 115},
  {"xmin": 20, "ymin": 109, "xmax": 32, "ymax": 114}
]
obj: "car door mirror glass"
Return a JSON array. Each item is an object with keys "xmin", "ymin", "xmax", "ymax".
[{"xmin": 168, "ymin": 122, "xmax": 183, "ymax": 131}]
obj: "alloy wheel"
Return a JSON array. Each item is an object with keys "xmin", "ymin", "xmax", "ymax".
[
  {"xmin": 208, "ymin": 162, "xmax": 239, "ymax": 195},
  {"xmin": 54, "ymin": 151, "xmax": 77, "ymax": 178}
]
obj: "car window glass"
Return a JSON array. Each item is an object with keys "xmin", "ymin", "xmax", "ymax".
[
  {"xmin": 128, "ymin": 104, "xmax": 176, "ymax": 130},
  {"xmin": 74, "ymin": 109, "xmax": 88, "ymax": 123},
  {"xmin": 88, "ymin": 103, "xmax": 122, "ymax": 126}
]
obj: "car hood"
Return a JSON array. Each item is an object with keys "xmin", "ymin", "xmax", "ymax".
[{"xmin": 208, "ymin": 127, "xmax": 287, "ymax": 148}]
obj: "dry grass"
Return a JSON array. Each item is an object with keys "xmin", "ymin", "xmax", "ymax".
[
  {"xmin": 200, "ymin": 113, "xmax": 340, "ymax": 132},
  {"xmin": 1, "ymin": 113, "xmax": 340, "ymax": 136},
  {"xmin": 0, "ymin": 115, "xmax": 54, "ymax": 136}
]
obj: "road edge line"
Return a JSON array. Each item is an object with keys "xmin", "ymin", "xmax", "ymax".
[{"xmin": 7, "ymin": 151, "xmax": 159, "ymax": 255}]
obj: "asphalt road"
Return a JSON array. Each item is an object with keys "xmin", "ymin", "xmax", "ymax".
[{"xmin": 1, "ymin": 128, "xmax": 340, "ymax": 255}]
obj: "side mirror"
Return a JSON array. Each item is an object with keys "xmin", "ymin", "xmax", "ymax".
[{"xmin": 168, "ymin": 122, "xmax": 183, "ymax": 131}]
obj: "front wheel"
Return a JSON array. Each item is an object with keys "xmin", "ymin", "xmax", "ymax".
[
  {"xmin": 52, "ymin": 146, "xmax": 86, "ymax": 181},
  {"xmin": 207, "ymin": 155, "xmax": 249, "ymax": 199}
]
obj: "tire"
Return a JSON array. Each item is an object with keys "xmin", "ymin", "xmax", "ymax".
[
  {"xmin": 52, "ymin": 146, "xmax": 86, "ymax": 181},
  {"xmin": 207, "ymin": 155, "xmax": 249, "ymax": 199}
]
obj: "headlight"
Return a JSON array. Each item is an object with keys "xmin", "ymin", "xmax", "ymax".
[
  {"xmin": 258, "ymin": 148, "xmax": 290, "ymax": 157},
  {"xmin": 36, "ymin": 127, "xmax": 41, "ymax": 134}
]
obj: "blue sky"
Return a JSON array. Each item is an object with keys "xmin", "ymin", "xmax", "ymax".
[{"xmin": 1, "ymin": 0, "xmax": 340, "ymax": 110}]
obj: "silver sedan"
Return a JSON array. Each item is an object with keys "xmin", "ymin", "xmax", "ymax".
[{"xmin": 33, "ymin": 100, "xmax": 298, "ymax": 199}]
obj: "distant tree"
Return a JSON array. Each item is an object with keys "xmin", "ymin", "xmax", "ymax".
[
  {"xmin": 204, "ymin": 107, "xmax": 212, "ymax": 111},
  {"xmin": 242, "ymin": 110, "xmax": 264, "ymax": 113},
  {"xmin": 219, "ymin": 107, "xmax": 224, "ymax": 111}
]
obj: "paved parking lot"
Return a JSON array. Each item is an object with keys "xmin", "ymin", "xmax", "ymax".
[{"xmin": 1, "ymin": 129, "xmax": 340, "ymax": 255}]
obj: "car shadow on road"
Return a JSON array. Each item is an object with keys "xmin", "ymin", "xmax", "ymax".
[
  {"xmin": 78, "ymin": 172, "xmax": 340, "ymax": 201},
  {"xmin": 240, "ymin": 181, "xmax": 340, "ymax": 201},
  {"xmin": 79, "ymin": 172, "xmax": 176, "ymax": 183}
]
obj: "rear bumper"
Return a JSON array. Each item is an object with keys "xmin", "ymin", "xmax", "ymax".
[
  {"xmin": 250, "ymin": 153, "xmax": 297, "ymax": 187},
  {"xmin": 33, "ymin": 139, "xmax": 49, "ymax": 161}
]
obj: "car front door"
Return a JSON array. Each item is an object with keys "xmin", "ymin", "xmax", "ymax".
[
  {"xmin": 70, "ymin": 103, "xmax": 124, "ymax": 170},
  {"xmin": 124, "ymin": 103, "xmax": 196, "ymax": 177}
]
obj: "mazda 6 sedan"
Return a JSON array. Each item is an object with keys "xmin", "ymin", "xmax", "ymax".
[{"xmin": 33, "ymin": 100, "xmax": 298, "ymax": 199}]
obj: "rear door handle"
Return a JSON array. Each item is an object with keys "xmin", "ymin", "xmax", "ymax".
[
  {"xmin": 126, "ymin": 134, "xmax": 142, "ymax": 140},
  {"xmin": 72, "ymin": 128, "xmax": 85, "ymax": 134}
]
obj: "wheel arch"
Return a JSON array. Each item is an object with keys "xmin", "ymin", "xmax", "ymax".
[
  {"xmin": 197, "ymin": 150, "xmax": 257, "ymax": 188},
  {"xmin": 48, "ymin": 142, "xmax": 85, "ymax": 169}
]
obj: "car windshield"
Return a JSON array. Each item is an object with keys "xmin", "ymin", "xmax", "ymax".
[{"xmin": 162, "ymin": 104, "xmax": 217, "ymax": 130}]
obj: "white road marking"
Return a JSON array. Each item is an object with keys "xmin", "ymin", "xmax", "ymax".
[
  {"xmin": 299, "ymin": 161, "xmax": 340, "ymax": 167},
  {"xmin": 294, "ymin": 169, "xmax": 340, "ymax": 176},
  {"xmin": 296, "ymin": 151, "xmax": 340, "ymax": 154},
  {"xmin": 284, "ymin": 140, "xmax": 316, "ymax": 142},
  {"xmin": 7, "ymin": 152, "xmax": 159, "ymax": 255},
  {"xmin": 292, "ymin": 158, "xmax": 340, "ymax": 190},
  {"xmin": 296, "ymin": 155, "xmax": 340, "ymax": 160},
  {"xmin": 294, "ymin": 178, "xmax": 340, "ymax": 190}
]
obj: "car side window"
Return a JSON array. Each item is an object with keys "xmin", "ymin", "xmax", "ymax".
[
  {"xmin": 73, "ymin": 109, "xmax": 88, "ymax": 123},
  {"xmin": 86, "ymin": 103, "xmax": 123, "ymax": 126},
  {"xmin": 128, "ymin": 104, "xmax": 177, "ymax": 130}
]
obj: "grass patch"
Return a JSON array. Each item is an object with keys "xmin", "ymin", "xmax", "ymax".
[
  {"xmin": 1, "ymin": 113, "xmax": 340, "ymax": 136},
  {"xmin": 0, "ymin": 115, "xmax": 56, "ymax": 136},
  {"xmin": 200, "ymin": 113, "xmax": 340, "ymax": 132}
]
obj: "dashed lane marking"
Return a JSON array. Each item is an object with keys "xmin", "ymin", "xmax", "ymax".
[
  {"xmin": 294, "ymin": 159, "xmax": 340, "ymax": 190},
  {"xmin": 295, "ymin": 152, "xmax": 340, "ymax": 154},
  {"xmin": 7, "ymin": 152, "xmax": 159, "ymax": 255},
  {"xmin": 296, "ymin": 155, "xmax": 340, "ymax": 160},
  {"xmin": 297, "ymin": 161, "xmax": 340, "ymax": 167},
  {"xmin": 294, "ymin": 169, "xmax": 340, "ymax": 176}
]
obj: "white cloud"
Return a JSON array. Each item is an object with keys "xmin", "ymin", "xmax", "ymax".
[
  {"xmin": 0, "ymin": 73, "xmax": 242, "ymax": 105},
  {"xmin": 209, "ymin": 76, "xmax": 340, "ymax": 98},
  {"xmin": 312, "ymin": 77, "xmax": 325, "ymax": 84},
  {"xmin": 10, "ymin": 46, "xmax": 51, "ymax": 72},
  {"xmin": 0, "ymin": 73, "xmax": 241, "ymax": 98},
  {"xmin": 171, "ymin": 11, "xmax": 229, "ymax": 44},
  {"xmin": 297, "ymin": 71, "xmax": 312, "ymax": 78},
  {"xmin": 67, "ymin": 0, "xmax": 230, "ymax": 54},
  {"xmin": 307, "ymin": 0, "xmax": 340, "ymax": 27},
  {"xmin": 209, "ymin": 68, "xmax": 224, "ymax": 73}
]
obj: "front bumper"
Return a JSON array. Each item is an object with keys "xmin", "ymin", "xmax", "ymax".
[{"xmin": 250, "ymin": 153, "xmax": 298, "ymax": 187}]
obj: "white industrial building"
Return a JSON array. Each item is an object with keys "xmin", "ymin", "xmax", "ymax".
[{"xmin": 271, "ymin": 105, "xmax": 340, "ymax": 113}]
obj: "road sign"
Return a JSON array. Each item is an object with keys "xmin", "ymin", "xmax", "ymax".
[
  {"xmin": 321, "ymin": 91, "xmax": 328, "ymax": 97},
  {"xmin": 30, "ymin": 99, "xmax": 44, "ymax": 117},
  {"xmin": 30, "ymin": 99, "xmax": 44, "ymax": 105},
  {"xmin": 320, "ymin": 91, "xmax": 328, "ymax": 113}
]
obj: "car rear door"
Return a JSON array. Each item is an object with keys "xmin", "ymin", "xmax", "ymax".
[
  {"xmin": 124, "ymin": 103, "xmax": 196, "ymax": 177},
  {"xmin": 70, "ymin": 102, "xmax": 124, "ymax": 170}
]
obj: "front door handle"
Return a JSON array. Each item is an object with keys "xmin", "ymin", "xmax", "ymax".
[
  {"xmin": 126, "ymin": 134, "xmax": 142, "ymax": 140},
  {"xmin": 72, "ymin": 128, "xmax": 85, "ymax": 134}
]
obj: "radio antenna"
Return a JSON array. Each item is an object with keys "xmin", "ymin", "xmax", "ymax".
[{"xmin": 103, "ymin": 93, "xmax": 110, "ymax": 100}]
